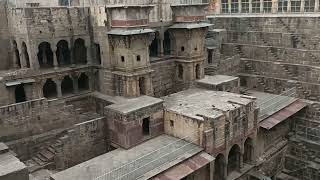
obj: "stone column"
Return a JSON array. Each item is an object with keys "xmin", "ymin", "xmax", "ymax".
[
  {"xmin": 287, "ymin": 0, "xmax": 292, "ymax": 12},
  {"xmin": 159, "ymin": 32, "xmax": 164, "ymax": 57},
  {"xmin": 52, "ymin": 46, "xmax": 59, "ymax": 69},
  {"xmin": 72, "ymin": 76, "xmax": 79, "ymax": 93},
  {"xmin": 315, "ymin": 0, "xmax": 319, "ymax": 11},
  {"xmin": 300, "ymin": 0, "xmax": 305, "ymax": 12},
  {"xmin": 239, "ymin": 152, "xmax": 244, "ymax": 169},
  {"xmin": 86, "ymin": 41, "xmax": 92, "ymax": 65},
  {"xmin": 239, "ymin": 0, "xmax": 242, "ymax": 13},
  {"xmin": 21, "ymin": 52, "xmax": 26, "ymax": 68},
  {"xmin": 272, "ymin": 0, "xmax": 279, "ymax": 13},
  {"xmin": 56, "ymin": 80, "xmax": 62, "ymax": 97},
  {"xmin": 260, "ymin": 0, "xmax": 264, "ymax": 13},
  {"xmin": 228, "ymin": 0, "xmax": 232, "ymax": 13}
]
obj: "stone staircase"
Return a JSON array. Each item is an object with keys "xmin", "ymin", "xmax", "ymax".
[
  {"xmin": 25, "ymin": 140, "xmax": 62, "ymax": 173},
  {"xmin": 277, "ymin": 18, "xmax": 320, "ymax": 64}
]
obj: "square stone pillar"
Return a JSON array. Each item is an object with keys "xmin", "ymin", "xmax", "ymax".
[
  {"xmin": 315, "ymin": 0, "xmax": 319, "ymax": 11},
  {"xmin": 272, "ymin": 0, "xmax": 279, "ymax": 13},
  {"xmin": 249, "ymin": 0, "xmax": 253, "ymax": 13},
  {"xmin": 300, "ymin": 0, "xmax": 305, "ymax": 12}
]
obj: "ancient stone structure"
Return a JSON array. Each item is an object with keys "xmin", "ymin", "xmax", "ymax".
[{"xmin": 0, "ymin": 0, "xmax": 319, "ymax": 180}]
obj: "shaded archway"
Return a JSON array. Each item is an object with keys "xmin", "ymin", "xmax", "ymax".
[
  {"xmin": 37, "ymin": 42, "xmax": 54, "ymax": 68},
  {"xmin": 73, "ymin": 38, "xmax": 87, "ymax": 64},
  {"xmin": 149, "ymin": 32, "xmax": 159, "ymax": 57},
  {"xmin": 22, "ymin": 42, "xmax": 30, "ymax": 68},
  {"xmin": 227, "ymin": 144, "xmax": 241, "ymax": 174},
  {"xmin": 57, "ymin": 40, "xmax": 71, "ymax": 66},
  {"xmin": 214, "ymin": 154, "xmax": 225, "ymax": 180},
  {"xmin": 196, "ymin": 64, "xmax": 201, "ymax": 79},
  {"xmin": 78, "ymin": 73, "xmax": 89, "ymax": 91},
  {"xmin": 139, "ymin": 77, "xmax": 146, "ymax": 95},
  {"xmin": 15, "ymin": 84, "xmax": 26, "ymax": 103},
  {"xmin": 43, "ymin": 79, "xmax": 57, "ymax": 99},
  {"xmin": 164, "ymin": 30, "xmax": 171, "ymax": 55},
  {"xmin": 244, "ymin": 138, "xmax": 254, "ymax": 164},
  {"xmin": 94, "ymin": 43, "xmax": 101, "ymax": 64},
  {"xmin": 61, "ymin": 76, "xmax": 74, "ymax": 96},
  {"xmin": 12, "ymin": 41, "xmax": 21, "ymax": 68},
  {"xmin": 178, "ymin": 64, "xmax": 183, "ymax": 80}
]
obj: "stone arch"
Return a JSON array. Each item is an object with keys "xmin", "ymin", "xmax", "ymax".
[
  {"xmin": 21, "ymin": 42, "xmax": 30, "ymax": 68},
  {"xmin": 37, "ymin": 42, "xmax": 54, "ymax": 68},
  {"xmin": 244, "ymin": 137, "xmax": 254, "ymax": 164},
  {"xmin": 12, "ymin": 40, "xmax": 21, "ymax": 68},
  {"xmin": 15, "ymin": 84, "xmax": 26, "ymax": 103},
  {"xmin": 43, "ymin": 79, "xmax": 57, "ymax": 99},
  {"xmin": 178, "ymin": 64, "xmax": 183, "ymax": 80},
  {"xmin": 56, "ymin": 40, "xmax": 71, "ymax": 66},
  {"xmin": 61, "ymin": 76, "xmax": 74, "ymax": 96},
  {"xmin": 73, "ymin": 38, "xmax": 87, "ymax": 64},
  {"xmin": 227, "ymin": 144, "xmax": 241, "ymax": 174},
  {"xmin": 78, "ymin": 73, "xmax": 89, "ymax": 91},
  {"xmin": 196, "ymin": 64, "xmax": 201, "ymax": 79},
  {"xmin": 214, "ymin": 154, "xmax": 226, "ymax": 180}
]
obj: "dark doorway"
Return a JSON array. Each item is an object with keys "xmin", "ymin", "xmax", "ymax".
[
  {"xmin": 214, "ymin": 154, "xmax": 225, "ymax": 180},
  {"xmin": 149, "ymin": 33, "xmax": 158, "ymax": 57},
  {"xmin": 22, "ymin": 42, "xmax": 30, "ymax": 68},
  {"xmin": 73, "ymin": 38, "xmax": 87, "ymax": 64},
  {"xmin": 244, "ymin": 138, "xmax": 254, "ymax": 164},
  {"xmin": 142, "ymin": 117, "xmax": 150, "ymax": 136},
  {"xmin": 37, "ymin": 42, "xmax": 54, "ymax": 68},
  {"xmin": 139, "ymin": 77, "xmax": 146, "ymax": 95},
  {"xmin": 178, "ymin": 64, "xmax": 183, "ymax": 80},
  {"xmin": 57, "ymin": 40, "xmax": 71, "ymax": 66},
  {"xmin": 78, "ymin": 73, "xmax": 89, "ymax": 91},
  {"xmin": 196, "ymin": 64, "xmax": 201, "ymax": 79},
  {"xmin": 228, "ymin": 144, "xmax": 241, "ymax": 174},
  {"xmin": 208, "ymin": 49, "xmax": 213, "ymax": 64},
  {"xmin": 15, "ymin": 84, "xmax": 26, "ymax": 103},
  {"xmin": 164, "ymin": 30, "xmax": 171, "ymax": 55},
  {"xmin": 13, "ymin": 41, "xmax": 21, "ymax": 68},
  {"xmin": 61, "ymin": 76, "xmax": 74, "ymax": 95},
  {"xmin": 43, "ymin": 79, "xmax": 57, "ymax": 98},
  {"xmin": 94, "ymin": 43, "xmax": 101, "ymax": 65}
]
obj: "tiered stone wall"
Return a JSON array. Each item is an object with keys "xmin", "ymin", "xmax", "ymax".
[{"xmin": 210, "ymin": 16, "xmax": 320, "ymax": 101}]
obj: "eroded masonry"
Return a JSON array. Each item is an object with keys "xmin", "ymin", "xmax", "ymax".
[{"xmin": 0, "ymin": 0, "xmax": 319, "ymax": 180}]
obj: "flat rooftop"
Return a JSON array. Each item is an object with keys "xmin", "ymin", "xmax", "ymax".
[
  {"xmin": 106, "ymin": 95, "xmax": 163, "ymax": 114},
  {"xmin": 51, "ymin": 135, "xmax": 203, "ymax": 180},
  {"xmin": 246, "ymin": 90, "xmax": 297, "ymax": 121},
  {"xmin": 163, "ymin": 88, "xmax": 255, "ymax": 120},
  {"xmin": 197, "ymin": 75, "xmax": 239, "ymax": 86}
]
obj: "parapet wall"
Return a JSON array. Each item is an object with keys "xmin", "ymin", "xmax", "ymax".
[{"xmin": 0, "ymin": 98, "xmax": 78, "ymax": 142}]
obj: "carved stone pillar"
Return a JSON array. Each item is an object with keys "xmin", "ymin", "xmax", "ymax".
[
  {"xmin": 86, "ymin": 41, "xmax": 92, "ymax": 65},
  {"xmin": 52, "ymin": 47, "xmax": 59, "ymax": 69},
  {"xmin": 72, "ymin": 76, "xmax": 79, "ymax": 93},
  {"xmin": 55, "ymin": 80, "xmax": 62, "ymax": 97}
]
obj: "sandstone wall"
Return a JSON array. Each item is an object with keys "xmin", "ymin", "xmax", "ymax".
[
  {"xmin": 0, "ymin": 98, "xmax": 78, "ymax": 142},
  {"xmin": 55, "ymin": 117, "xmax": 109, "ymax": 169},
  {"xmin": 0, "ymin": 0, "xmax": 11, "ymax": 70}
]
